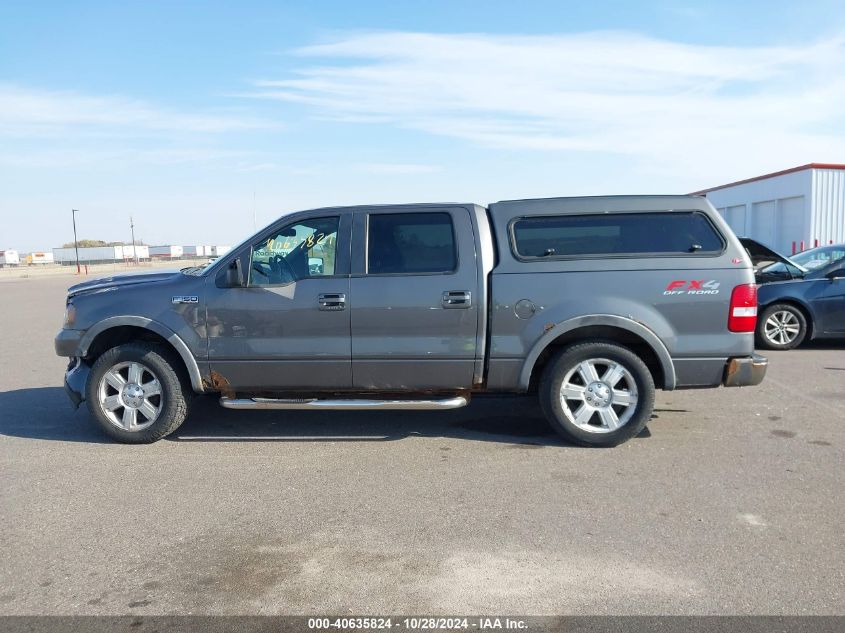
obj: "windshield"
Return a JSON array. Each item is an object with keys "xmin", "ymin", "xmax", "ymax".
[{"xmin": 791, "ymin": 246, "xmax": 845, "ymax": 270}]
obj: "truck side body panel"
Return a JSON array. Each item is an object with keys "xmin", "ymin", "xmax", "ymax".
[
  {"xmin": 485, "ymin": 196, "xmax": 756, "ymax": 391},
  {"xmin": 57, "ymin": 272, "xmax": 210, "ymax": 390},
  {"xmin": 348, "ymin": 205, "xmax": 482, "ymax": 390},
  {"xmin": 56, "ymin": 195, "xmax": 760, "ymax": 405},
  {"xmin": 205, "ymin": 211, "xmax": 354, "ymax": 391}
]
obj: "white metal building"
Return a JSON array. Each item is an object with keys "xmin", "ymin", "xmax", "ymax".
[
  {"xmin": 149, "ymin": 245, "xmax": 184, "ymax": 258},
  {"xmin": 694, "ymin": 163, "xmax": 845, "ymax": 254},
  {"xmin": 26, "ymin": 252, "xmax": 54, "ymax": 265},
  {"xmin": 53, "ymin": 245, "xmax": 150, "ymax": 264},
  {"xmin": 0, "ymin": 249, "xmax": 20, "ymax": 267}
]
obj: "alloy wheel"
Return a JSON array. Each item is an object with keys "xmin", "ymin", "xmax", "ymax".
[
  {"xmin": 97, "ymin": 361, "xmax": 163, "ymax": 432},
  {"xmin": 558, "ymin": 358, "xmax": 639, "ymax": 433},
  {"xmin": 764, "ymin": 310, "xmax": 801, "ymax": 346}
]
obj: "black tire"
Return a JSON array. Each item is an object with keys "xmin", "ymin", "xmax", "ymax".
[
  {"xmin": 756, "ymin": 303, "xmax": 808, "ymax": 350},
  {"xmin": 539, "ymin": 341, "xmax": 655, "ymax": 447},
  {"xmin": 85, "ymin": 342, "xmax": 192, "ymax": 443}
]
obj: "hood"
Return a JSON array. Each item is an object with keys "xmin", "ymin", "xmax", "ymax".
[
  {"xmin": 738, "ymin": 238, "xmax": 808, "ymax": 274},
  {"xmin": 67, "ymin": 269, "xmax": 181, "ymax": 298}
]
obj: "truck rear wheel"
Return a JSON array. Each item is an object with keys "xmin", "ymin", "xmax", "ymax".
[
  {"xmin": 85, "ymin": 342, "xmax": 192, "ymax": 443},
  {"xmin": 539, "ymin": 341, "xmax": 655, "ymax": 447}
]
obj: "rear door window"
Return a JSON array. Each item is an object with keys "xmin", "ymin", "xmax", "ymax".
[
  {"xmin": 367, "ymin": 212, "xmax": 457, "ymax": 274},
  {"xmin": 511, "ymin": 212, "xmax": 724, "ymax": 259}
]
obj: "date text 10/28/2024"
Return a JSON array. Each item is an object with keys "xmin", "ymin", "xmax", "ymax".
[{"xmin": 308, "ymin": 618, "xmax": 529, "ymax": 630}]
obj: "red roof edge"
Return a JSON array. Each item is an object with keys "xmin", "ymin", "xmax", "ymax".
[{"xmin": 691, "ymin": 163, "xmax": 845, "ymax": 195}]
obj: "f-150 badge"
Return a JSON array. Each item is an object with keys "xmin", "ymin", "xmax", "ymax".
[{"xmin": 172, "ymin": 296, "xmax": 199, "ymax": 304}]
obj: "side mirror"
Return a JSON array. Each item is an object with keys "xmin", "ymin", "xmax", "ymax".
[
  {"xmin": 308, "ymin": 257, "xmax": 324, "ymax": 275},
  {"xmin": 224, "ymin": 259, "xmax": 244, "ymax": 287},
  {"xmin": 826, "ymin": 268, "xmax": 845, "ymax": 280}
]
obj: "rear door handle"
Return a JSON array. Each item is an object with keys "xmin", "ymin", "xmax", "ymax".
[
  {"xmin": 442, "ymin": 290, "xmax": 472, "ymax": 309},
  {"xmin": 318, "ymin": 293, "xmax": 346, "ymax": 311}
]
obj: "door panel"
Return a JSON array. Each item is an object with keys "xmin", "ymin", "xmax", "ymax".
[
  {"xmin": 813, "ymin": 272, "xmax": 845, "ymax": 334},
  {"xmin": 206, "ymin": 213, "xmax": 352, "ymax": 391},
  {"xmin": 350, "ymin": 208, "xmax": 479, "ymax": 390}
]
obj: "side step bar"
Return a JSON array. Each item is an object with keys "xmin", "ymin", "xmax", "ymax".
[{"xmin": 220, "ymin": 396, "xmax": 469, "ymax": 411}]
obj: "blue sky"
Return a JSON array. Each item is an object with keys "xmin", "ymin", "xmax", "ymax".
[{"xmin": 2, "ymin": 0, "xmax": 845, "ymax": 251}]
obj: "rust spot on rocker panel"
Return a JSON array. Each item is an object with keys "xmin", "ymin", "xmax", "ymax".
[{"xmin": 203, "ymin": 371, "xmax": 235, "ymax": 399}]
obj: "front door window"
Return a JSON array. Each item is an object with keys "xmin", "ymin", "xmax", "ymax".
[{"xmin": 249, "ymin": 217, "xmax": 339, "ymax": 286}]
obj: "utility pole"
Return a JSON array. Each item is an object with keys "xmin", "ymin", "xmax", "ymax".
[
  {"xmin": 129, "ymin": 216, "xmax": 139, "ymax": 265},
  {"xmin": 71, "ymin": 209, "xmax": 80, "ymax": 274}
]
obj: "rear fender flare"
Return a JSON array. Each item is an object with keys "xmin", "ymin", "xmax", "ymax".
[{"xmin": 519, "ymin": 314, "xmax": 676, "ymax": 390}]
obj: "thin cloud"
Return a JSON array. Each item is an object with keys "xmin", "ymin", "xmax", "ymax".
[
  {"xmin": 359, "ymin": 163, "xmax": 440, "ymax": 174},
  {"xmin": 0, "ymin": 84, "xmax": 278, "ymax": 137},
  {"xmin": 0, "ymin": 147, "xmax": 253, "ymax": 169},
  {"xmin": 249, "ymin": 30, "xmax": 845, "ymax": 184},
  {"xmin": 234, "ymin": 162, "xmax": 285, "ymax": 173},
  {"xmin": 0, "ymin": 84, "xmax": 280, "ymax": 170}
]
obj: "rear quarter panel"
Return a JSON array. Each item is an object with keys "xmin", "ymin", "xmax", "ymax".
[{"xmin": 485, "ymin": 196, "xmax": 756, "ymax": 390}]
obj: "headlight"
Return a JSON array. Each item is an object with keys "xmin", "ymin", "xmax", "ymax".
[{"xmin": 63, "ymin": 303, "xmax": 76, "ymax": 328}]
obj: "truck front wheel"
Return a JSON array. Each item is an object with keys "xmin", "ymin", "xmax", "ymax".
[
  {"xmin": 85, "ymin": 342, "xmax": 192, "ymax": 443},
  {"xmin": 539, "ymin": 341, "xmax": 655, "ymax": 447}
]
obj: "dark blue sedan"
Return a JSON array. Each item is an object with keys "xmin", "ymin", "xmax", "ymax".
[{"xmin": 740, "ymin": 239, "xmax": 845, "ymax": 350}]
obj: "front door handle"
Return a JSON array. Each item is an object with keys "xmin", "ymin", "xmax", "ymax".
[
  {"xmin": 318, "ymin": 293, "xmax": 346, "ymax": 311},
  {"xmin": 442, "ymin": 290, "xmax": 472, "ymax": 309}
]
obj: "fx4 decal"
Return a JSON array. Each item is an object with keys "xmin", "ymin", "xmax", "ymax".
[{"xmin": 664, "ymin": 280, "xmax": 720, "ymax": 296}]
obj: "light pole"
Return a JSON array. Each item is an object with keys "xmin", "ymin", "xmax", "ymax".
[
  {"xmin": 71, "ymin": 209, "xmax": 80, "ymax": 274},
  {"xmin": 129, "ymin": 216, "xmax": 139, "ymax": 265}
]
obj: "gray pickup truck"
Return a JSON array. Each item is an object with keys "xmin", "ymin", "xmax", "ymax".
[{"xmin": 55, "ymin": 195, "xmax": 767, "ymax": 446}]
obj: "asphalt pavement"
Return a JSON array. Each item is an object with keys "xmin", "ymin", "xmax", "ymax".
[{"xmin": 0, "ymin": 275, "xmax": 843, "ymax": 615}]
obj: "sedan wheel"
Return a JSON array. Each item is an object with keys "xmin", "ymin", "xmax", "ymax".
[
  {"xmin": 764, "ymin": 310, "xmax": 801, "ymax": 347},
  {"xmin": 757, "ymin": 303, "xmax": 808, "ymax": 350}
]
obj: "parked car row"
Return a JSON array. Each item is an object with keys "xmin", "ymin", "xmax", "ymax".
[{"xmin": 740, "ymin": 239, "xmax": 845, "ymax": 350}]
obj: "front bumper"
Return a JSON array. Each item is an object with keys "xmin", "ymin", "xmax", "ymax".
[
  {"xmin": 64, "ymin": 357, "xmax": 91, "ymax": 409},
  {"xmin": 55, "ymin": 328, "xmax": 84, "ymax": 357},
  {"xmin": 723, "ymin": 354, "xmax": 768, "ymax": 387}
]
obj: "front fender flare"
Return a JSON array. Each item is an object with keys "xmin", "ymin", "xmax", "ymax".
[
  {"xmin": 79, "ymin": 316, "xmax": 206, "ymax": 393},
  {"xmin": 518, "ymin": 314, "xmax": 676, "ymax": 391}
]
